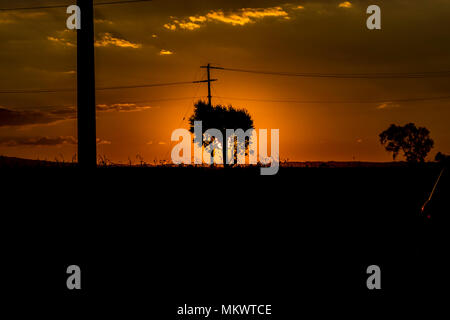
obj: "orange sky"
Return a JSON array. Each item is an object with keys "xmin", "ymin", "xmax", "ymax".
[{"xmin": 1, "ymin": 0, "xmax": 450, "ymax": 164}]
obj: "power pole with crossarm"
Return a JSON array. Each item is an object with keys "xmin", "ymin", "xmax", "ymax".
[{"xmin": 199, "ymin": 64, "xmax": 217, "ymax": 107}]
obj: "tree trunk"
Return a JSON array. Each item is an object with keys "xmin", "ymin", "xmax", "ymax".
[{"xmin": 222, "ymin": 131, "xmax": 229, "ymax": 168}]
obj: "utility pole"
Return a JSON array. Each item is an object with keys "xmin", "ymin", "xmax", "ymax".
[
  {"xmin": 206, "ymin": 63, "xmax": 212, "ymax": 106},
  {"xmin": 77, "ymin": 0, "xmax": 97, "ymax": 168},
  {"xmin": 199, "ymin": 64, "xmax": 217, "ymax": 107},
  {"xmin": 198, "ymin": 64, "xmax": 229, "ymax": 166}
]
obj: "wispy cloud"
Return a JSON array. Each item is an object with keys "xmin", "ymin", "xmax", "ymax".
[
  {"xmin": 96, "ymin": 103, "xmax": 152, "ymax": 112},
  {"xmin": 159, "ymin": 49, "xmax": 174, "ymax": 55},
  {"xmin": 97, "ymin": 138, "xmax": 112, "ymax": 145},
  {"xmin": 164, "ymin": 6, "xmax": 289, "ymax": 31},
  {"xmin": 376, "ymin": 102, "xmax": 400, "ymax": 110},
  {"xmin": 0, "ymin": 11, "xmax": 47, "ymax": 24},
  {"xmin": 0, "ymin": 107, "xmax": 75, "ymax": 127},
  {"xmin": 47, "ymin": 36, "xmax": 75, "ymax": 47},
  {"xmin": 0, "ymin": 136, "xmax": 77, "ymax": 147},
  {"xmin": 0, "ymin": 102, "xmax": 152, "ymax": 128},
  {"xmin": 94, "ymin": 18, "xmax": 113, "ymax": 25},
  {"xmin": 339, "ymin": 2, "xmax": 352, "ymax": 9},
  {"xmin": 95, "ymin": 33, "xmax": 142, "ymax": 49},
  {"xmin": 0, "ymin": 136, "xmax": 113, "ymax": 147},
  {"xmin": 163, "ymin": 23, "xmax": 177, "ymax": 31}
]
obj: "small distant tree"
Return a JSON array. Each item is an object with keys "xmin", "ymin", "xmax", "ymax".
[
  {"xmin": 379, "ymin": 123, "xmax": 434, "ymax": 163},
  {"xmin": 435, "ymin": 152, "xmax": 450, "ymax": 164}
]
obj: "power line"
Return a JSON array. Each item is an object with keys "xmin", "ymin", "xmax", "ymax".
[
  {"xmin": 0, "ymin": 4, "xmax": 67, "ymax": 11},
  {"xmin": 3, "ymin": 96, "xmax": 206, "ymax": 110},
  {"xmin": 0, "ymin": 81, "xmax": 199, "ymax": 94},
  {"xmin": 0, "ymin": 0, "xmax": 153, "ymax": 11},
  {"xmin": 96, "ymin": 81, "xmax": 199, "ymax": 91},
  {"xmin": 0, "ymin": 88, "xmax": 73, "ymax": 94},
  {"xmin": 211, "ymin": 66, "xmax": 450, "ymax": 79},
  {"xmin": 99, "ymin": 96, "xmax": 205, "ymax": 104},
  {"xmin": 95, "ymin": 0, "xmax": 153, "ymax": 5},
  {"xmin": 215, "ymin": 95, "xmax": 450, "ymax": 104}
]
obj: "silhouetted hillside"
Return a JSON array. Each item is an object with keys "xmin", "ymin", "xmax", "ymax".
[
  {"xmin": 0, "ymin": 155, "xmax": 74, "ymax": 168},
  {"xmin": 0, "ymin": 155, "xmax": 432, "ymax": 169}
]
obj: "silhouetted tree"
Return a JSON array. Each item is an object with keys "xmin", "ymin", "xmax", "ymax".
[
  {"xmin": 379, "ymin": 123, "xmax": 434, "ymax": 162},
  {"xmin": 189, "ymin": 100, "xmax": 254, "ymax": 166},
  {"xmin": 435, "ymin": 152, "xmax": 450, "ymax": 165}
]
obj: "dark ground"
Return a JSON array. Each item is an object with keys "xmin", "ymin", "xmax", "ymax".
[{"xmin": 1, "ymin": 162, "xmax": 448, "ymax": 317}]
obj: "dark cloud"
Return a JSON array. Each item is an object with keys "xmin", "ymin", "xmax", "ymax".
[
  {"xmin": 0, "ymin": 103, "xmax": 152, "ymax": 127},
  {"xmin": 0, "ymin": 136, "xmax": 77, "ymax": 147},
  {"xmin": 96, "ymin": 103, "xmax": 152, "ymax": 112},
  {"xmin": 47, "ymin": 106, "xmax": 76, "ymax": 116},
  {"xmin": 0, "ymin": 107, "xmax": 74, "ymax": 127},
  {"xmin": 96, "ymin": 138, "xmax": 112, "ymax": 145},
  {"xmin": 0, "ymin": 136, "xmax": 114, "ymax": 147}
]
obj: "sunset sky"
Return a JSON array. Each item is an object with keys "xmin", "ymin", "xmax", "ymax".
[{"xmin": 1, "ymin": 0, "xmax": 450, "ymax": 163}]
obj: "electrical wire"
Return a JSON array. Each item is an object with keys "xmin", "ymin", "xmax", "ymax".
[
  {"xmin": 0, "ymin": 0, "xmax": 153, "ymax": 11},
  {"xmin": 215, "ymin": 95, "xmax": 450, "ymax": 104},
  {"xmin": 0, "ymin": 81, "xmax": 199, "ymax": 94},
  {"xmin": 212, "ymin": 66, "xmax": 450, "ymax": 79}
]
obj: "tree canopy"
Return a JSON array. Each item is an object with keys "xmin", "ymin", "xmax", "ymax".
[
  {"xmin": 189, "ymin": 100, "xmax": 254, "ymax": 135},
  {"xmin": 189, "ymin": 100, "xmax": 254, "ymax": 165},
  {"xmin": 379, "ymin": 123, "xmax": 434, "ymax": 163}
]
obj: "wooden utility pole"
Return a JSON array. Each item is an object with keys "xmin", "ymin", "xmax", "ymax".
[
  {"xmin": 206, "ymin": 63, "xmax": 212, "ymax": 106},
  {"xmin": 77, "ymin": 0, "xmax": 97, "ymax": 168},
  {"xmin": 199, "ymin": 64, "xmax": 230, "ymax": 166}
]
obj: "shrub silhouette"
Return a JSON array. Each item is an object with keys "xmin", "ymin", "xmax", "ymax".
[{"xmin": 435, "ymin": 152, "xmax": 450, "ymax": 165}]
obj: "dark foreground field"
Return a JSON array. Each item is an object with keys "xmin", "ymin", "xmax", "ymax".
[{"xmin": 1, "ymin": 162, "xmax": 448, "ymax": 316}]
